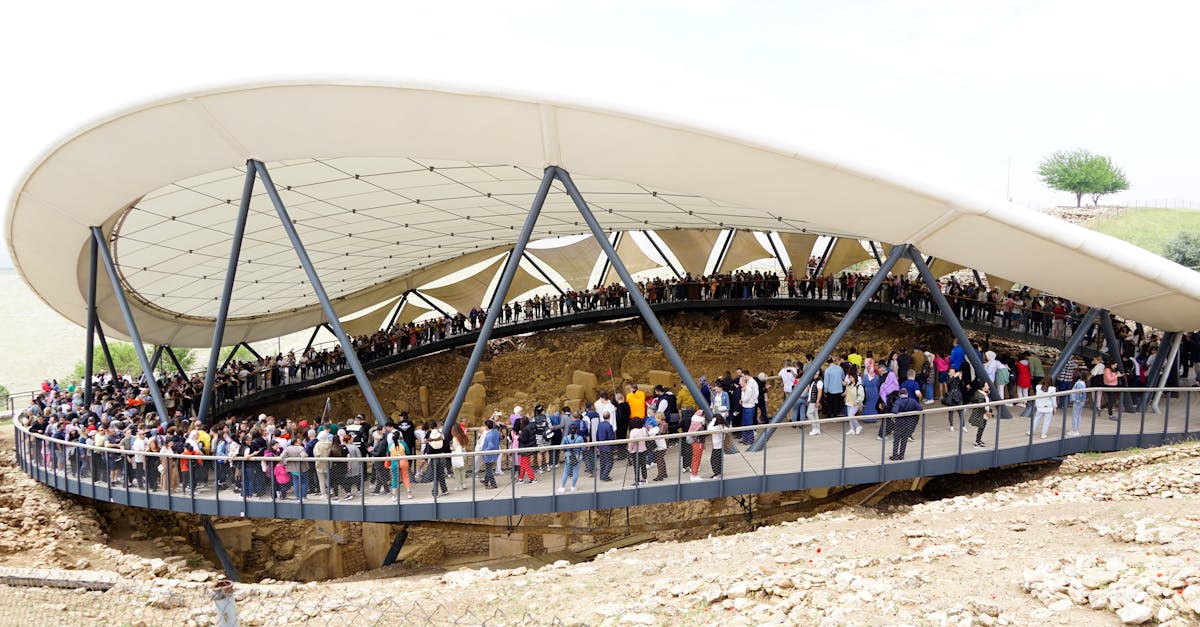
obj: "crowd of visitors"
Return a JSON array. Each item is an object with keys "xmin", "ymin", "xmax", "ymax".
[
  {"xmin": 116, "ymin": 267, "xmax": 1124, "ymax": 413},
  {"xmin": 18, "ymin": 314, "xmax": 1196, "ymax": 504}
]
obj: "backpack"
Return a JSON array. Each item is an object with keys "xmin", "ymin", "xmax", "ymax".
[
  {"xmin": 273, "ymin": 463, "xmax": 290, "ymax": 485},
  {"xmin": 878, "ymin": 389, "xmax": 900, "ymax": 414}
]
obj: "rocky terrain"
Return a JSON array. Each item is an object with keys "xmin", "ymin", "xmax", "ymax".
[{"xmin": 1, "ymin": 435, "xmax": 1197, "ymax": 625}]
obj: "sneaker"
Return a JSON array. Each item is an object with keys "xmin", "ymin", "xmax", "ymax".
[
  {"xmin": 949, "ymin": 426, "xmax": 957, "ymax": 432},
  {"xmin": 570, "ymin": 486, "xmax": 577, "ymax": 492},
  {"xmin": 855, "ymin": 427, "xmax": 863, "ymax": 435},
  {"xmin": 1025, "ymin": 431, "xmax": 1031, "ymax": 436},
  {"xmin": 847, "ymin": 428, "xmax": 856, "ymax": 435},
  {"xmin": 1040, "ymin": 434, "xmax": 1047, "ymax": 439},
  {"xmin": 710, "ymin": 475, "xmax": 722, "ymax": 480},
  {"xmin": 908, "ymin": 435, "xmax": 915, "ymax": 442},
  {"xmin": 876, "ymin": 434, "xmax": 884, "ymax": 441},
  {"xmin": 529, "ymin": 479, "xmax": 538, "ymax": 484},
  {"xmin": 973, "ymin": 442, "xmax": 986, "ymax": 448},
  {"xmin": 516, "ymin": 479, "xmax": 524, "ymax": 484},
  {"xmin": 809, "ymin": 429, "xmax": 820, "ymax": 436}
]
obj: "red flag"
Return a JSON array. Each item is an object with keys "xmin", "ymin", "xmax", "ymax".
[{"xmin": 607, "ymin": 368, "xmax": 613, "ymax": 376}]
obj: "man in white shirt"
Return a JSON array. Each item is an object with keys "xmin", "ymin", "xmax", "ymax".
[
  {"xmin": 778, "ymin": 360, "xmax": 797, "ymax": 396},
  {"xmin": 739, "ymin": 375, "xmax": 759, "ymax": 445},
  {"xmin": 594, "ymin": 393, "xmax": 616, "ymax": 429}
]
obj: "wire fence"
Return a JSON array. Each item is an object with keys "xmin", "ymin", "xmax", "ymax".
[{"xmin": 0, "ymin": 578, "xmax": 570, "ymax": 626}]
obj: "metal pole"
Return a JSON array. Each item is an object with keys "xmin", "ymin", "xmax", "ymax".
[
  {"xmin": 201, "ymin": 515, "xmax": 241, "ymax": 582},
  {"xmin": 1138, "ymin": 331, "xmax": 1177, "ymax": 412},
  {"xmin": 749, "ymin": 243, "xmax": 910, "ymax": 452},
  {"xmin": 252, "ymin": 159, "xmax": 389, "ymax": 427},
  {"xmin": 522, "ymin": 252, "xmax": 570, "ymax": 299},
  {"xmin": 1048, "ymin": 307, "xmax": 1101, "ymax": 379},
  {"xmin": 303, "ymin": 324, "xmax": 322, "ymax": 352},
  {"xmin": 1151, "ymin": 333, "xmax": 1183, "ymax": 412},
  {"xmin": 713, "ymin": 229, "xmax": 736, "ymax": 274},
  {"xmin": 644, "ymin": 231, "xmax": 683, "ymax": 278},
  {"xmin": 220, "ymin": 344, "xmax": 242, "ymax": 371},
  {"xmin": 868, "ymin": 241, "xmax": 883, "ymax": 266},
  {"xmin": 95, "ymin": 320, "xmax": 118, "ymax": 378},
  {"xmin": 164, "ymin": 345, "xmax": 188, "ymax": 378},
  {"xmin": 84, "ymin": 235, "xmax": 98, "ymax": 407},
  {"xmin": 440, "ymin": 168, "xmax": 556, "ymax": 436},
  {"xmin": 814, "ymin": 237, "xmax": 836, "ymax": 276},
  {"xmin": 148, "ymin": 345, "xmax": 164, "ymax": 378},
  {"xmin": 597, "ymin": 231, "xmax": 620, "ymax": 286},
  {"xmin": 411, "ymin": 290, "xmax": 452, "ymax": 318},
  {"xmin": 971, "ymin": 269, "xmax": 985, "ymax": 287},
  {"xmin": 240, "ymin": 341, "xmax": 262, "ymax": 361},
  {"xmin": 384, "ymin": 293, "xmax": 410, "ymax": 332},
  {"xmin": 557, "ymin": 167, "xmax": 714, "ymax": 421},
  {"xmin": 198, "ymin": 165, "xmax": 254, "ymax": 424},
  {"xmin": 1099, "ymin": 310, "xmax": 1124, "ymax": 371},
  {"xmin": 90, "ymin": 226, "xmax": 169, "ymax": 420},
  {"xmin": 765, "ymin": 232, "xmax": 788, "ymax": 275},
  {"xmin": 908, "ymin": 248, "xmax": 998, "ymax": 401}
]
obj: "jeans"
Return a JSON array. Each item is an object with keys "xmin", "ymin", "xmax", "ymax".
[
  {"xmin": 1031, "ymin": 410, "xmax": 1053, "ymax": 436},
  {"xmin": 561, "ymin": 458, "xmax": 580, "ymax": 488},
  {"xmin": 482, "ymin": 461, "xmax": 497, "ymax": 487},
  {"xmin": 740, "ymin": 407, "xmax": 756, "ymax": 444},
  {"xmin": 1070, "ymin": 402, "xmax": 1084, "ymax": 432}
]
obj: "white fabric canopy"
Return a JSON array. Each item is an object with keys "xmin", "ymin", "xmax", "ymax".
[
  {"xmin": 7, "ymin": 81, "xmax": 1200, "ymax": 343},
  {"xmin": 602, "ymin": 234, "xmax": 663, "ymax": 284},
  {"xmin": 340, "ymin": 296, "xmax": 402, "ymax": 336},
  {"xmin": 653, "ymin": 229, "xmax": 722, "ymax": 276},
  {"xmin": 718, "ymin": 230, "xmax": 773, "ymax": 273},
  {"xmin": 526, "ymin": 237, "xmax": 602, "ymax": 290},
  {"xmin": 776, "ymin": 232, "xmax": 818, "ymax": 274},
  {"xmin": 821, "ymin": 239, "xmax": 872, "ymax": 275},
  {"xmin": 420, "ymin": 255, "xmax": 506, "ymax": 314},
  {"xmin": 879, "ymin": 244, "xmax": 914, "ymax": 277}
]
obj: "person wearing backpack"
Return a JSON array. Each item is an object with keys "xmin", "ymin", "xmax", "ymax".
[
  {"xmin": 558, "ymin": 424, "xmax": 586, "ymax": 492},
  {"xmin": 844, "ymin": 373, "xmax": 865, "ymax": 435},
  {"xmin": 532, "ymin": 405, "xmax": 551, "ymax": 472}
]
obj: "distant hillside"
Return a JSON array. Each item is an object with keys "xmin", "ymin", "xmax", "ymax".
[{"xmin": 1085, "ymin": 207, "xmax": 1200, "ymax": 256}]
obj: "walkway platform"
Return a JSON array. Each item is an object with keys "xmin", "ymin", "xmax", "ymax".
[{"xmin": 16, "ymin": 388, "xmax": 1196, "ymax": 523}]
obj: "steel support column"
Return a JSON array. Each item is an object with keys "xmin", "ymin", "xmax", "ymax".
[
  {"xmin": 220, "ymin": 345, "xmax": 242, "ymax": 371},
  {"xmin": 1048, "ymin": 308, "xmax": 1101, "ymax": 380},
  {"xmin": 201, "ymin": 515, "xmax": 241, "ymax": 582},
  {"xmin": 303, "ymin": 324, "xmax": 323, "ymax": 352},
  {"xmin": 1139, "ymin": 331, "xmax": 1178, "ymax": 412},
  {"xmin": 712, "ymin": 229, "xmax": 736, "ymax": 274},
  {"xmin": 163, "ymin": 345, "xmax": 188, "ymax": 378},
  {"xmin": 644, "ymin": 231, "xmax": 683, "ymax": 278},
  {"xmin": 908, "ymin": 249, "xmax": 998, "ymax": 402},
  {"xmin": 597, "ymin": 231, "xmax": 620, "ymax": 286},
  {"xmin": 197, "ymin": 165, "xmax": 254, "ymax": 424},
  {"xmin": 749, "ymin": 243, "xmax": 910, "ymax": 452},
  {"xmin": 90, "ymin": 226, "xmax": 169, "ymax": 420},
  {"xmin": 240, "ymin": 341, "xmax": 262, "ymax": 361},
  {"xmin": 253, "ymin": 160, "xmax": 388, "ymax": 427},
  {"xmin": 1099, "ymin": 310, "xmax": 1124, "ymax": 370},
  {"xmin": 84, "ymin": 235, "xmax": 98, "ymax": 407},
  {"xmin": 522, "ymin": 252, "xmax": 569, "ymax": 298},
  {"xmin": 765, "ymin": 232, "xmax": 788, "ymax": 275},
  {"xmin": 1151, "ymin": 332, "xmax": 1183, "ymax": 411},
  {"xmin": 558, "ymin": 167, "xmax": 714, "ymax": 421},
  {"xmin": 814, "ymin": 237, "xmax": 836, "ymax": 276},
  {"xmin": 411, "ymin": 290, "xmax": 452, "ymax": 318},
  {"xmin": 148, "ymin": 345, "xmax": 164, "ymax": 378},
  {"xmin": 868, "ymin": 241, "xmax": 883, "ymax": 266},
  {"xmin": 441, "ymin": 168, "xmax": 556, "ymax": 436},
  {"xmin": 382, "ymin": 525, "xmax": 409, "ymax": 567},
  {"xmin": 95, "ymin": 321, "xmax": 118, "ymax": 379},
  {"xmin": 384, "ymin": 293, "xmax": 410, "ymax": 332}
]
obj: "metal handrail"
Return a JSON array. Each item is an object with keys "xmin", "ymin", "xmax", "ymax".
[{"xmin": 13, "ymin": 386, "xmax": 1193, "ymax": 467}]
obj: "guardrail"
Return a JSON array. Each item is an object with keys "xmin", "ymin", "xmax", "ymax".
[{"xmin": 13, "ymin": 387, "xmax": 1196, "ymax": 522}]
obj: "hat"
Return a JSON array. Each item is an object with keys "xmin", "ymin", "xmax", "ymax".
[
  {"xmin": 318, "ymin": 431, "xmax": 332, "ymax": 442},
  {"xmin": 299, "ymin": 420, "xmax": 308, "ymax": 429},
  {"xmin": 513, "ymin": 406, "xmax": 523, "ymax": 415},
  {"xmin": 258, "ymin": 414, "xmax": 268, "ymax": 421},
  {"xmin": 985, "ymin": 350, "xmax": 997, "ymax": 361},
  {"xmin": 757, "ymin": 372, "xmax": 767, "ymax": 382}
]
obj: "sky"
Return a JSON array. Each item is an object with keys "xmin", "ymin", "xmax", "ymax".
[{"xmin": 3, "ymin": 0, "xmax": 1198, "ymax": 270}]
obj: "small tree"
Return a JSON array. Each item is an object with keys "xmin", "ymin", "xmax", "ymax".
[
  {"xmin": 1163, "ymin": 232, "xmax": 1200, "ymax": 270},
  {"xmin": 1037, "ymin": 149, "xmax": 1129, "ymax": 207}
]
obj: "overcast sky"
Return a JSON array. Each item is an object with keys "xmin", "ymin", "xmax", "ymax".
[{"xmin": 3, "ymin": 0, "xmax": 1197, "ymax": 269}]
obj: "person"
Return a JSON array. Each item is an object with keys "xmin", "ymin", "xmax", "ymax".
[
  {"xmin": 1030, "ymin": 376, "xmax": 1056, "ymax": 439},
  {"xmin": 822, "ymin": 358, "xmax": 846, "ymax": 418},
  {"xmin": 888, "ymin": 388, "xmax": 922, "ymax": 461},
  {"xmin": 686, "ymin": 411, "xmax": 706, "ymax": 480},
  {"xmin": 595, "ymin": 414, "xmax": 615, "ymax": 482},
  {"xmin": 844, "ymin": 373, "xmax": 864, "ymax": 435},
  {"xmin": 1102, "ymin": 361, "xmax": 1121, "ymax": 419},
  {"xmin": 340, "ymin": 432, "xmax": 361, "ymax": 500},
  {"xmin": 1015, "ymin": 353, "xmax": 1033, "ymax": 403},
  {"xmin": 313, "ymin": 431, "xmax": 334, "ymax": 497},
  {"xmin": 280, "ymin": 435, "xmax": 308, "ymax": 500},
  {"xmin": 388, "ymin": 431, "xmax": 412, "ymax": 501},
  {"xmin": 559, "ymin": 423, "xmax": 585, "ymax": 492},
  {"xmin": 627, "ymin": 384, "xmax": 646, "ymax": 421},
  {"xmin": 627, "ymin": 418, "xmax": 648, "ymax": 486},
  {"xmin": 1068, "ymin": 369, "xmax": 1088, "ymax": 436},
  {"xmin": 646, "ymin": 414, "xmax": 668, "ymax": 481},
  {"xmin": 707, "ymin": 414, "xmax": 726, "ymax": 479},
  {"xmin": 516, "ymin": 417, "xmax": 539, "ymax": 484},
  {"xmin": 738, "ymin": 375, "xmax": 758, "ymax": 445},
  {"xmin": 479, "ymin": 419, "xmax": 500, "ymax": 489},
  {"xmin": 861, "ymin": 364, "xmax": 881, "ymax": 423},
  {"xmin": 424, "ymin": 429, "xmax": 449, "ymax": 497},
  {"xmin": 943, "ymin": 368, "xmax": 966, "ymax": 431},
  {"xmin": 966, "ymin": 382, "xmax": 992, "ymax": 448},
  {"xmin": 450, "ymin": 423, "xmax": 469, "ymax": 490},
  {"xmin": 802, "ymin": 376, "xmax": 823, "ymax": 435}
]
